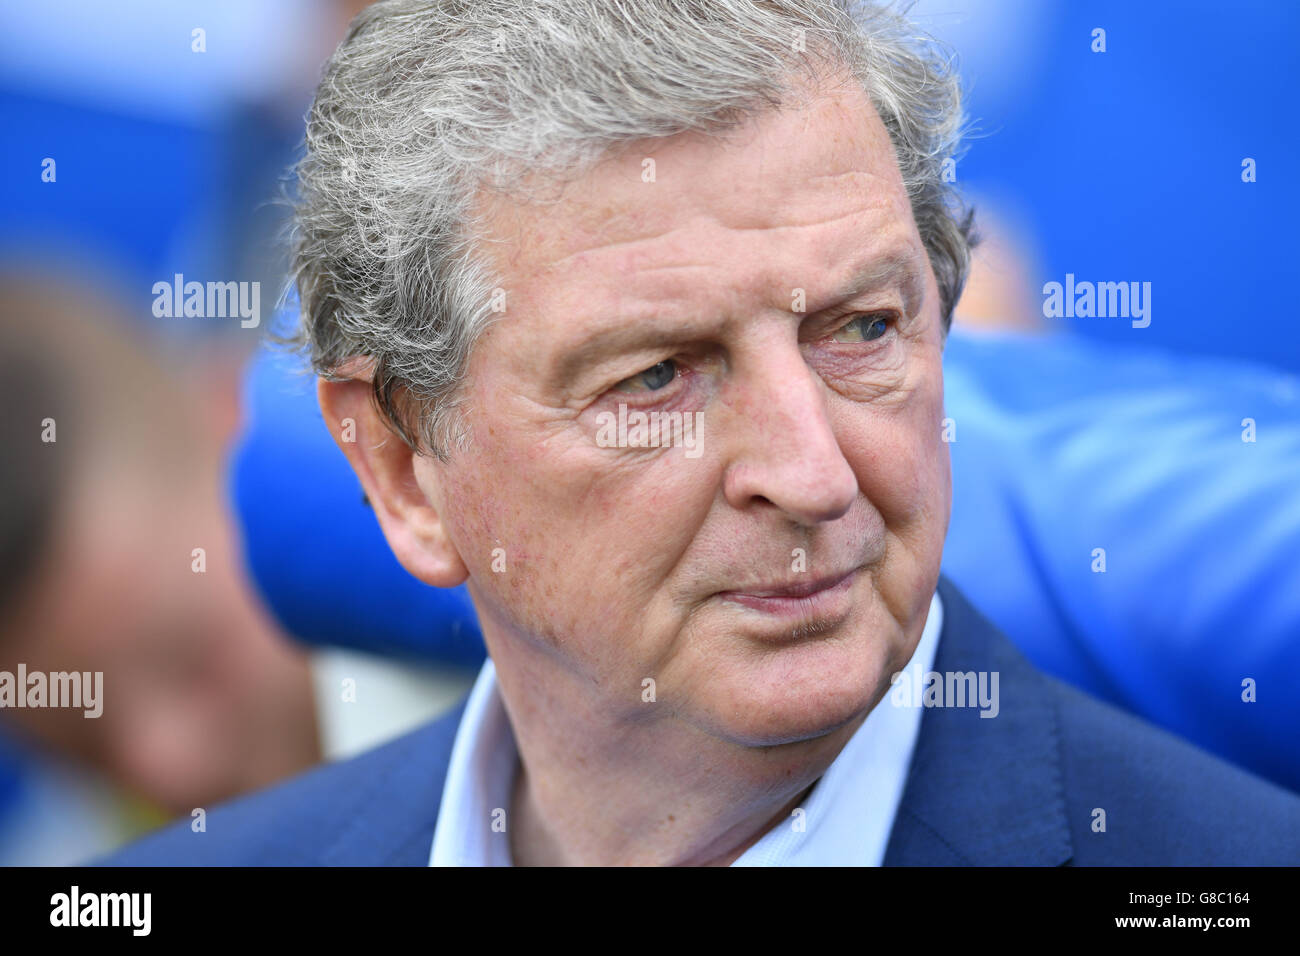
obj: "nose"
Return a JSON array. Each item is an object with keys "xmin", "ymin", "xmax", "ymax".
[{"xmin": 721, "ymin": 341, "xmax": 858, "ymax": 526}]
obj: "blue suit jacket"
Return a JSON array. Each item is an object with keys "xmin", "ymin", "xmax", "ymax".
[{"xmin": 98, "ymin": 576, "xmax": 1300, "ymax": 865}]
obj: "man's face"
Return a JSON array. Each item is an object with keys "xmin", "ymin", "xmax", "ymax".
[{"xmin": 422, "ymin": 78, "xmax": 951, "ymax": 747}]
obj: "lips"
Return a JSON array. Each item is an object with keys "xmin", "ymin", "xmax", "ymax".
[
  {"xmin": 712, "ymin": 566, "xmax": 862, "ymax": 625},
  {"xmin": 718, "ymin": 568, "xmax": 857, "ymax": 601}
]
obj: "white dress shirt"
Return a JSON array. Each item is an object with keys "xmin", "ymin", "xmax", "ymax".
[{"xmin": 430, "ymin": 590, "xmax": 943, "ymax": 866}]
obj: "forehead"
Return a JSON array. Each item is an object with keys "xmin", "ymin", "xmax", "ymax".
[{"xmin": 470, "ymin": 77, "xmax": 920, "ymax": 337}]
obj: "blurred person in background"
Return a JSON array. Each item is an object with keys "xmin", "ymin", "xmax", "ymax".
[
  {"xmin": 0, "ymin": 0, "xmax": 479, "ymax": 864},
  {"xmin": 0, "ymin": 275, "xmax": 321, "ymax": 864}
]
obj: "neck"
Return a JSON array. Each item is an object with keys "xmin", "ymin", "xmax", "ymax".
[
  {"xmin": 493, "ymin": 646, "xmax": 870, "ymax": 867},
  {"xmin": 509, "ymin": 759, "xmax": 824, "ymax": 866}
]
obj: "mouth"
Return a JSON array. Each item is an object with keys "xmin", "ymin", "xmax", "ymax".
[{"xmin": 714, "ymin": 567, "xmax": 860, "ymax": 622}]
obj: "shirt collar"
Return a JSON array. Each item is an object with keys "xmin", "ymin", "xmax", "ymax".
[{"xmin": 431, "ymin": 589, "xmax": 943, "ymax": 866}]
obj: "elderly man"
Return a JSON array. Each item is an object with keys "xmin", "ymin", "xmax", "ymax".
[{"xmin": 105, "ymin": 0, "xmax": 1299, "ymax": 866}]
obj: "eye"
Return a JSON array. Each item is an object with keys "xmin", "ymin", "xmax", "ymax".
[
  {"xmin": 830, "ymin": 311, "xmax": 893, "ymax": 344},
  {"xmin": 615, "ymin": 359, "xmax": 677, "ymax": 393}
]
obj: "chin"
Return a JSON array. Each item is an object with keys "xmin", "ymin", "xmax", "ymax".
[{"xmin": 696, "ymin": 633, "xmax": 893, "ymax": 748}]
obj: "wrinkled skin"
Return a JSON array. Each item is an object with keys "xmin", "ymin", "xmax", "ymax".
[{"xmin": 324, "ymin": 75, "xmax": 952, "ymax": 865}]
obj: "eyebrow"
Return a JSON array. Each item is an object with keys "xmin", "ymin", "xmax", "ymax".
[
  {"xmin": 550, "ymin": 246, "xmax": 927, "ymax": 383},
  {"xmin": 818, "ymin": 248, "xmax": 927, "ymax": 317},
  {"xmin": 550, "ymin": 311, "xmax": 718, "ymax": 387}
]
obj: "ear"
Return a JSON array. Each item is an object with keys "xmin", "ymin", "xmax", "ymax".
[{"xmin": 317, "ymin": 373, "xmax": 469, "ymax": 589}]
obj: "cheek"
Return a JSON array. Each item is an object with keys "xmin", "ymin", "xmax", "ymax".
[
  {"xmin": 443, "ymin": 415, "xmax": 712, "ymax": 653},
  {"xmin": 838, "ymin": 361, "xmax": 948, "ymax": 531}
]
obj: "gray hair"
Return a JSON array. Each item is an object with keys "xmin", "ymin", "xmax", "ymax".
[{"xmin": 290, "ymin": 0, "xmax": 974, "ymax": 458}]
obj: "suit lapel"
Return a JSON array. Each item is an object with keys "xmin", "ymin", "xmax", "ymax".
[
  {"xmin": 320, "ymin": 696, "xmax": 470, "ymax": 866},
  {"xmin": 883, "ymin": 575, "xmax": 1074, "ymax": 865}
]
